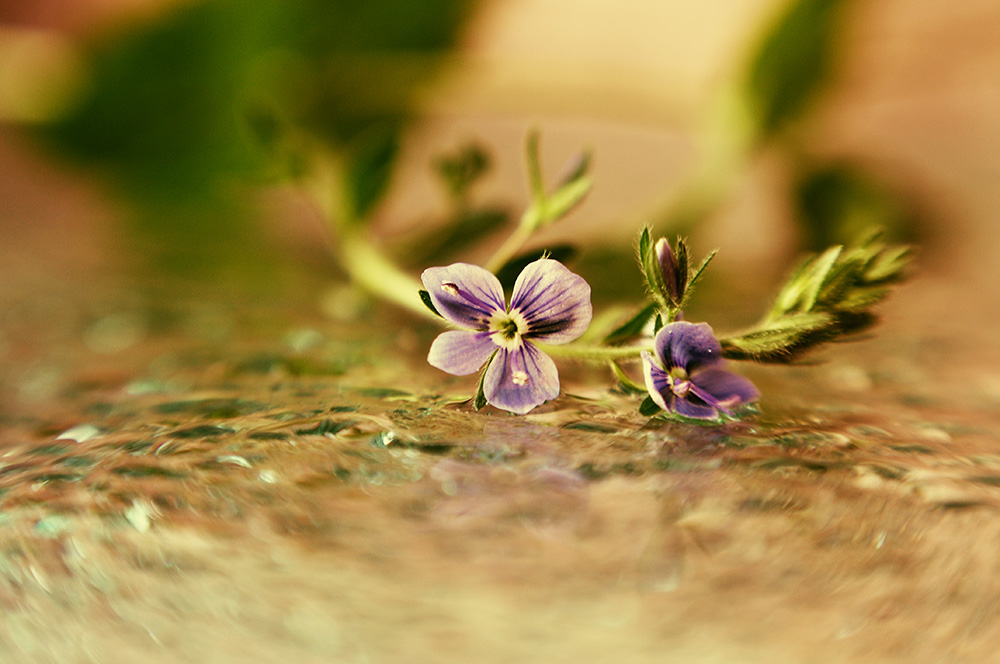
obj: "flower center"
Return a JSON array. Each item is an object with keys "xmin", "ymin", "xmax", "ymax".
[
  {"xmin": 489, "ymin": 311, "xmax": 527, "ymax": 349},
  {"xmin": 668, "ymin": 367, "xmax": 691, "ymax": 398}
]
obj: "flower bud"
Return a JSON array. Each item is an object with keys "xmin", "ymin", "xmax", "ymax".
[{"xmin": 655, "ymin": 238, "xmax": 684, "ymax": 303}]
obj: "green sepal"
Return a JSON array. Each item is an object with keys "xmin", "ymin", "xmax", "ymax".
[
  {"xmin": 674, "ymin": 237, "xmax": 690, "ymax": 293},
  {"xmin": 637, "ymin": 228, "xmax": 673, "ymax": 311},
  {"xmin": 473, "ymin": 355, "xmax": 495, "ymax": 411},
  {"xmin": 677, "ymin": 248, "xmax": 718, "ymax": 311},
  {"xmin": 418, "ymin": 290, "xmax": 442, "ymax": 318}
]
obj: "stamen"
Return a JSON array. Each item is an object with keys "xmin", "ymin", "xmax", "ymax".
[
  {"xmin": 512, "ymin": 371, "xmax": 529, "ymax": 385},
  {"xmin": 441, "ymin": 282, "xmax": 459, "ymax": 296}
]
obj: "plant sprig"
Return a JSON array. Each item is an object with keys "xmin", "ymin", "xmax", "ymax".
[{"xmin": 719, "ymin": 231, "xmax": 911, "ymax": 362}]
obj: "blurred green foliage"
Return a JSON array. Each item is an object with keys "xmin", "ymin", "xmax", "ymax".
[
  {"xmin": 40, "ymin": 0, "xmax": 476, "ymax": 273},
  {"xmin": 741, "ymin": 0, "xmax": 847, "ymax": 139}
]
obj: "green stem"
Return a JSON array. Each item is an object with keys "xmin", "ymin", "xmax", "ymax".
[
  {"xmin": 338, "ymin": 230, "xmax": 433, "ymax": 319},
  {"xmin": 536, "ymin": 342, "xmax": 649, "ymax": 361},
  {"xmin": 307, "ymin": 147, "xmax": 436, "ymax": 321},
  {"xmin": 483, "ymin": 222, "xmax": 534, "ymax": 274}
]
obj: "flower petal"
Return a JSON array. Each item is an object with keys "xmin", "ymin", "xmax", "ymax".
[
  {"xmin": 428, "ymin": 330, "xmax": 497, "ymax": 376},
  {"xmin": 509, "ymin": 259, "xmax": 592, "ymax": 344},
  {"xmin": 690, "ymin": 367, "xmax": 759, "ymax": 412},
  {"xmin": 653, "ymin": 321, "xmax": 723, "ymax": 371},
  {"xmin": 483, "ymin": 342, "xmax": 560, "ymax": 414},
  {"xmin": 673, "ymin": 395, "xmax": 719, "ymax": 419},
  {"xmin": 641, "ymin": 350, "xmax": 674, "ymax": 412},
  {"xmin": 421, "ymin": 263, "xmax": 506, "ymax": 330}
]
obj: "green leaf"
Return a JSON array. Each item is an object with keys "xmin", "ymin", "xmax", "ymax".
[
  {"xmin": 676, "ymin": 248, "xmax": 718, "ymax": 312},
  {"xmin": 344, "ymin": 125, "xmax": 400, "ymax": 223},
  {"xmin": 473, "ymin": 361, "xmax": 491, "ymax": 411},
  {"xmin": 434, "ymin": 141, "xmax": 490, "ymax": 203},
  {"xmin": 603, "ymin": 302, "xmax": 657, "ymax": 345},
  {"xmin": 418, "ymin": 290, "xmax": 442, "ymax": 318},
  {"xmin": 743, "ymin": 0, "xmax": 846, "ymax": 137},
  {"xmin": 799, "ymin": 244, "xmax": 842, "ymax": 311},
  {"xmin": 638, "ymin": 227, "xmax": 651, "ymax": 263},
  {"xmin": 639, "ymin": 396, "xmax": 662, "ymax": 417},
  {"xmin": 544, "ymin": 175, "xmax": 593, "ymax": 222},
  {"xmin": 525, "ymin": 129, "xmax": 545, "ymax": 203}
]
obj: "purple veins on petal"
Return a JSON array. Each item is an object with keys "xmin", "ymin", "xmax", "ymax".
[
  {"xmin": 421, "ymin": 263, "xmax": 506, "ymax": 329},
  {"xmin": 428, "ymin": 330, "xmax": 498, "ymax": 376},
  {"xmin": 654, "ymin": 321, "xmax": 723, "ymax": 371},
  {"xmin": 510, "ymin": 258, "xmax": 593, "ymax": 344},
  {"xmin": 483, "ymin": 341, "xmax": 560, "ymax": 415},
  {"xmin": 643, "ymin": 322, "xmax": 758, "ymax": 420},
  {"xmin": 422, "ymin": 258, "xmax": 594, "ymax": 414}
]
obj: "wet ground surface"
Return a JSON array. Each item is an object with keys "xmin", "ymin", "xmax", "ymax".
[{"xmin": 1, "ymin": 264, "xmax": 999, "ymax": 663}]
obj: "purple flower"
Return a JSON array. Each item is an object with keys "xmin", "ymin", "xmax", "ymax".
[
  {"xmin": 641, "ymin": 321, "xmax": 759, "ymax": 419},
  {"xmin": 422, "ymin": 259, "xmax": 593, "ymax": 414}
]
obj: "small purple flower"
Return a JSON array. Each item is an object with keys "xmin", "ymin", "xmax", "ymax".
[
  {"xmin": 422, "ymin": 259, "xmax": 593, "ymax": 414},
  {"xmin": 641, "ymin": 321, "xmax": 759, "ymax": 419}
]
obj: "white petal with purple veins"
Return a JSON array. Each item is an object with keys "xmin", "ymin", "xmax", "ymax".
[
  {"xmin": 428, "ymin": 330, "xmax": 497, "ymax": 376},
  {"xmin": 421, "ymin": 263, "xmax": 506, "ymax": 330},
  {"xmin": 510, "ymin": 259, "xmax": 592, "ymax": 344},
  {"xmin": 641, "ymin": 350, "xmax": 674, "ymax": 412},
  {"xmin": 483, "ymin": 341, "xmax": 560, "ymax": 414}
]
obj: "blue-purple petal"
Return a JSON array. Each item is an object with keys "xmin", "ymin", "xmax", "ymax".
[
  {"xmin": 653, "ymin": 321, "xmax": 723, "ymax": 371},
  {"xmin": 641, "ymin": 350, "xmax": 674, "ymax": 412},
  {"xmin": 673, "ymin": 395, "xmax": 719, "ymax": 419},
  {"xmin": 483, "ymin": 341, "xmax": 560, "ymax": 414},
  {"xmin": 690, "ymin": 367, "xmax": 759, "ymax": 412},
  {"xmin": 421, "ymin": 263, "xmax": 506, "ymax": 330},
  {"xmin": 509, "ymin": 259, "xmax": 592, "ymax": 344},
  {"xmin": 428, "ymin": 330, "xmax": 497, "ymax": 376}
]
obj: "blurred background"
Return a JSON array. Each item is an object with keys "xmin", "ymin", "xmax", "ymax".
[
  {"xmin": 1, "ymin": 0, "xmax": 999, "ymax": 358},
  {"xmin": 3, "ymin": 5, "xmax": 1000, "ymax": 661}
]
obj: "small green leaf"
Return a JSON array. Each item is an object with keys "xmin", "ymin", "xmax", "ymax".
[
  {"xmin": 434, "ymin": 141, "xmax": 490, "ymax": 203},
  {"xmin": 473, "ymin": 365, "xmax": 490, "ymax": 410},
  {"xmin": 418, "ymin": 290, "xmax": 442, "ymax": 318},
  {"xmin": 544, "ymin": 175, "xmax": 593, "ymax": 222},
  {"xmin": 678, "ymin": 248, "xmax": 718, "ymax": 311},
  {"xmin": 555, "ymin": 150, "xmax": 591, "ymax": 188},
  {"xmin": 604, "ymin": 302, "xmax": 657, "ymax": 344},
  {"xmin": 525, "ymin": 129, "xmax": 545, "ymax": 203},
  {"xmin": 638, "ymin": 227, "xmax": 651, "ymax": 262},
  {"xmin": 639, "ymin": 396, "xmax": 662, "ymax": 417},
  {"xmin": 800, "ymin": 245, "xmax": 842, "ymax": 311}
]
